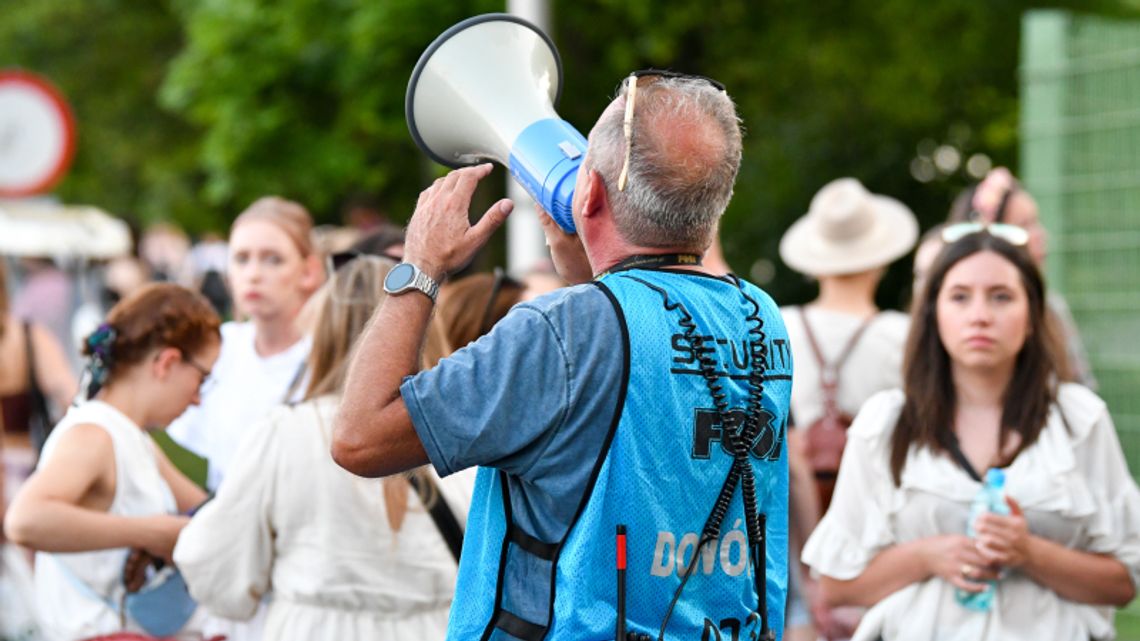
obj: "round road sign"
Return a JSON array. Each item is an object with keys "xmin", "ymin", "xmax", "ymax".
[{"xmin": 0, "ymin": 70, "xmax": 76, "ymax": 197}]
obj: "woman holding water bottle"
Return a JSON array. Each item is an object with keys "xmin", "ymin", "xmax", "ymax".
[{"xmin": 801, "ymin": 226, "xmax": 1140, "ymax": 640}]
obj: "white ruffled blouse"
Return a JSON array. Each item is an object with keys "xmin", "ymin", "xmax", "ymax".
[
  {"xmin": 174, "ymin": 396, "xmax": 477, "ymax": 641},
  {"xmin": 802, "ymin": 384, "xmax": 1140, "ymax": 641}
]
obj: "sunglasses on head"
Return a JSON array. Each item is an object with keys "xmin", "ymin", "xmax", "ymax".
[
  {"xmin": 479, "ymin": 267, "xmax": 524, "ymax": 336},
  {"xmin": 616, "ymin": 69, "xmax": 727, "ymax": 192},
  {"xmin": 327, "ymin": 249, "xmax": 401, "ymax": 275},
  {"xmin": 941, "ymin": 222, "xmax": 1030, "ymax": 246}
]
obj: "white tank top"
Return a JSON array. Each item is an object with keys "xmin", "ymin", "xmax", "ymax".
[{"xmin": 34, "ymin": 400, "xmax": 178, "ymax": 640}]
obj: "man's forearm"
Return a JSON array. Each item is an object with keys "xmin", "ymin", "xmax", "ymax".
[
  {"xmin": 333, "ymin": 292, "xmax": 434, "ymax": 477},
  {"xmin": 334, "ymin": 163, "xmax": 512, "ymax": 477}
]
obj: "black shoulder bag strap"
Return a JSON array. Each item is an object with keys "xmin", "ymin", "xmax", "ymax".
[
  {"xmin": 281, "ymin": 361, "xmax": 308, "ymax": 403},
  {"xmin": 407, "ymin": 472, "xmax": 465, "ymax": 563},
  {"xmin": 24, "ymin": 322, "xmax": 54, "ymax": 455}
]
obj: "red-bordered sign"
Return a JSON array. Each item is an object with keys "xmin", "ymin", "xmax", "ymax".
[{"xmin": 0, "ymin": 70, "xmax": 77, "ymax": 197}]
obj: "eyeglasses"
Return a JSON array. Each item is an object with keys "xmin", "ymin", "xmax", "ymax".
[
  {"xmin": 479, "ymin": 267, "xmax": 524, "ymax": 335},
  {"xmin": 181, "ymin": 353, "xmax": 214, "ymax": 394},
  {"xmin": 941, "ymin": 222, "xmax": 1030, "ymax": 246},
  {"xmin": 616, "ymin": 69, "xmax": 727, "ymax": 192}
]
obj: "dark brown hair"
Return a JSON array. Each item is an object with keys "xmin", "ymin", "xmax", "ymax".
[
  {"xmin": 87, "ymin": 283, "xmax": 221, "ymax": 383},
  {"xmin": 892, "ymin": 231, "xmax": 1060, "ymax": 485}
]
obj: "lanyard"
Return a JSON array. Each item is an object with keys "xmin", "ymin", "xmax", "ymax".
[{"xmin": 598, "ymin": 253, "xmax": 703, "ymax": 277}]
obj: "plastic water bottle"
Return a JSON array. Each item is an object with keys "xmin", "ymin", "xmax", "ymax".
[{"xmin": 955, "ymin": 467, "xmax": 1010, "ymax": 611}]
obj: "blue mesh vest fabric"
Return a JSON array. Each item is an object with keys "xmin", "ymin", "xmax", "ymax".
[{"xmin": 447, "ymin": 270, "xmax": 791, "ymax": 641}]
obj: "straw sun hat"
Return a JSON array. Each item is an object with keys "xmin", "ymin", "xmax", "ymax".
[{"xmin": 779, "ymin": 178, "xmax": 918, "ymax": 277}]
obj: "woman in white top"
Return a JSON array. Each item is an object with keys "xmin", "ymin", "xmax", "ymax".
[
  {"xmin": 175, "ymin": 255, "xmax": 478, "ymax": 641},
  {"xmin": 802, "ymin": 226, "xmax": 1140, "ymax": 641},
  {"xmin": 4, "ymin": 283, "xmax": 220, "ymax": 640},
  {"xmin": 167, "ymin": 196, "xmax": 322, "ymax": 492},
  {"xmin": 778, "ymin": 177, "xmax": 918, "ymax": 640}
]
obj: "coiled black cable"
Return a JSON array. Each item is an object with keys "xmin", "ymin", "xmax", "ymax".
[{"xmin": 624, "ymin": 275, "xmax": 775, "ymax": 641}]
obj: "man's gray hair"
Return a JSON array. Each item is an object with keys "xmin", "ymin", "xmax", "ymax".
[{"xmin": 589, "ymin": 76, "xmax": 743, "ymax": 249}]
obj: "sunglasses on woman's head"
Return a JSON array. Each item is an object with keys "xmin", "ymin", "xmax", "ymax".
[
  {"xmin": 327, "ymin": 250, "xmax": 401, "ymax": 275},
  {"xmin": 941, "ymin": 222, "xmax": 1030, "ymax": 246},
  {"xmin": 615, "ymin": 69, "xmax": 727, "ymax": 192}
]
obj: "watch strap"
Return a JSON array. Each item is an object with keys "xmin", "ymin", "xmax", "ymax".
[{"xmin": 412, "ymin": 267, "xmax": 440, "ymax": 302}]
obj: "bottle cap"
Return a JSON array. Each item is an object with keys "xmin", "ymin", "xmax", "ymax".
[{"xmin": 985, "ymin": 467, "xmax": 1005, "ymax": 487}]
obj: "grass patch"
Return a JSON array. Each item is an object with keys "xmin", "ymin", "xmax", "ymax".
[{"xmin": 1119, "ymin": 598, "xmax": 1140, "ymax": 641}]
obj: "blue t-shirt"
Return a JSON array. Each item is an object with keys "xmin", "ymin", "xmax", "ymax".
[{"xmin": 403, "ymin": 282, "xmax": 623, "ymax": 542}]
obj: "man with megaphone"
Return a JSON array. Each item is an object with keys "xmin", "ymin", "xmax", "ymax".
[{"xmin": 335, "ymin": 69, "xmax": 791, "ymax": 641}]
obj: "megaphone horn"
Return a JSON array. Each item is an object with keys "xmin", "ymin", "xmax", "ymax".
[{"xmin": 406, "ymin": 13, "xmax": 587, "ymax": 233}]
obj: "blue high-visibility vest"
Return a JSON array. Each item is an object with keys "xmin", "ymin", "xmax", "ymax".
[{"xmin": 447, "ymin": 269, "xmax": 791, "ymax": 641}]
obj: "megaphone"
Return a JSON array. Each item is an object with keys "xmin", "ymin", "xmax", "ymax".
[{"xmin": 406, "ymin": 14, "xmax": 587, "ymax": 233}]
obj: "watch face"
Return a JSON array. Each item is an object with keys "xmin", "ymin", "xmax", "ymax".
[{"xmin": 385, "ymin": 263, "xmax": 416, "ymax": 291}]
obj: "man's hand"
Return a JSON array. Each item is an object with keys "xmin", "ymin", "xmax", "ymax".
[
  {"xmin": 537, "ymin": 206, "xmax": 593, "ymax": 284},
  {"xmin": 402, "ymin": 163, "xmax": 514, "ymax": 281}
]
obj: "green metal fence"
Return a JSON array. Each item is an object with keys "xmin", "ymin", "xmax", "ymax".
[
  {"xmin": 1022, "ymin": 14, "xmax": 1140, "ymax": 633},
  {"xmin": 1022, "ymin": 10, "xmax": 1140, "ymax": 475}
]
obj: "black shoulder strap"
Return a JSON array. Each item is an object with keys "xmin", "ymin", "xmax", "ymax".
[
  {"xmin": 282, "ymin": 361, "xmax": 307, "ymax": 403},
  {"xmin": 24, "ymin": 322, "xmax": 37, "ymax": 387},
  {"xmin": 407, "ymin": 472, "xmax": 464, "ymax": 563},
  {"xmin": 24, "ymin": 322, "xmax": 53, "ymax": 454}
]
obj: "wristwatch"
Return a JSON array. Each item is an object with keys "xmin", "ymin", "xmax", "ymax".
[{"xmin": 383, "ymin": 262, "xmax": 440, "ymax": 302}]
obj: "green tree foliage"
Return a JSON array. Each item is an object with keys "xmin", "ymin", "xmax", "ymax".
[
  {"xmin": 4, "ymin": 0, "xmax": 1136, "ymax": 301},
  {"xmin": 556, "ymin": 0, "xmax": 1135, "ymax": 305},
  {"xmin": 0, "ymin": 0, "xmax": 205, "ymax": 229},
  {"xmin": 160, "ymin": 0, "xmax": 499, "ymax": 227}
]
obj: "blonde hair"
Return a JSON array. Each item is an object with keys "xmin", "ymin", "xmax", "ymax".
[
  {"xmin": 231, "ymin": 196, "xmax": 315, "ymax": 257},
  {"xmin": 304, "ymin": 256, "xmax": 393, "ymax": 400},
  {"xmin": 300, "ymin": 255, "xmax": 431, "ymax": 532}
]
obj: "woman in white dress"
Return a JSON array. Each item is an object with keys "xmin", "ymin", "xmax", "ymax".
[
  {"xmin": 167, "ymin": 196, "xmax": 323, "ymax": 492},
  {"xmin": 802, "ymin": 226, "xmax": 1140, "ymax": 641},
  {"xmin": 174, "ymin": 255, "xmax": 477, "ymax": 641},
  {"xmin": 4, "ymin": 283, "xmax": 220, "ymax": 640}
]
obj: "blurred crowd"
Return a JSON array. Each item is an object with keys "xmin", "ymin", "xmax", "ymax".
[{"xmin": 0, "ymin": 154, "xmax": 1136, "ymax": 641}]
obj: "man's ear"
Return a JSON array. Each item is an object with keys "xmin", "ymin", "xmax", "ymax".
[{"xmin": 580, "ymin": 169, "xmax": 609, "ymax": 220}]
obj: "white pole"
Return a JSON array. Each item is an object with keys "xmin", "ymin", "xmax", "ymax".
[{"xmin": 506, "ymin": 0, "xmax": 552, "ymax": 277}]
